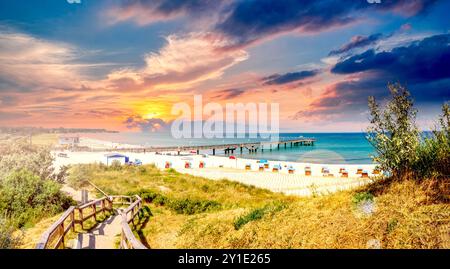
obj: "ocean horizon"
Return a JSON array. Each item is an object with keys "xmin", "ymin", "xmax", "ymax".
[{"xmin": 81, "ymin": 132, "xmax": 376, "ymax": 164}]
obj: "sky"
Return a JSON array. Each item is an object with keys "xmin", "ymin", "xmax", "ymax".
[{"xmin": 0, "ymin": 0, "xmax": 449, "ymax": 132}]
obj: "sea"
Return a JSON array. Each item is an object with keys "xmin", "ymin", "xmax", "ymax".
[{"xmin": 82, "ymin": 132, "xmax": 376, "ymax": 165}]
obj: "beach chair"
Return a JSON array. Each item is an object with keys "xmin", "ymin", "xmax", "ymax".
[
  {"xmin": 372, "ymin": 168, "xmax": 380, "ymax": 175},
  {"xmin": 305, "ymin": 167, "xmax": 311, "ymax": 176},
  {"xmin": 356, "ymin": 168, "xmax": 363, "ymax": 174},
  {"xmin": 288, "ymin": 167, "xmax": 295, "ymax": 174},
  {"xmin": 264, "ymin": 163, "xmax": 269, "ymax": 169},
  {"xmin": 322, "ymin": 167, "xmax": 330, "ymax": 176},
  {"xmin": 245, "ymin": 163, "xmax": 251, "ymax": 170},
  {"xmin": 199, "ymin": 161, "xmax": 205, "ymax": 168},
  {"xmin": 339, "ymin": 167, "xmax": 346, "ymax": 174},
  {"xmin": 341, "ymin": 169, "xmax": 349, "ymax": 178},
  {"xmin": 361, "ymin": 170, "xmax": 369, "ymax": 178},
  {"xmin": 272, "ymin": 164, "xmax": 281, "ymax": 172},
  {"xmin": 165, "ymin": 162, "xmax": 171, "ymax": 169},
  {"xmin": 259, "ymin": 165, "xmax": 264, "ymax": 171}
]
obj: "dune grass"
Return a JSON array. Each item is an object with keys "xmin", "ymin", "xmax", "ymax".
[{"xmin": 62, "ymin": 163, "xmax": 449, "ymax": 249}]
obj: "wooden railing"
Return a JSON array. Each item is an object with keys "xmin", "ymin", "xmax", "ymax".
[
  {"xmin": 36, "ymin": 195, "xmax": 146, "ymax": 249},
  {"xmin": 119, "ymin": 195, "xmax": 147, "ymax": 249}
]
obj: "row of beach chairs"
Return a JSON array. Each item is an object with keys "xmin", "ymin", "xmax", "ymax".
[{"xmin": 164, "ymin": 161, "xmax": 380, "ymax": 178}]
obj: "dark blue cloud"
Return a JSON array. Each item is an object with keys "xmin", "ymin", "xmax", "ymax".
[
  {"xmin": 116, "ymin": 0, "xmax": 224, "ymax": 17},
  {"xmin": 262, "ymin": 69, "xmax": 319, "ymax": 85},
  {"xmin": 294, "ymin": 33, "xmax": 450, "ymax": 121},
  {"xmin": 329, "ymin": 33, "xmax": 384, "ymax": 55},
  {"xmin": 124, "ymin": 115, "xmax": 169, "ymax": 132},
  {"xmin": 331, "ymin": 34, "xmax": 450, "ymax": 83},
  {"xmin": 213, "ymin": 88, "xmax": 246, "ymax": 99},
  {"xmin": 215, "ymin": 0, "xmax": 435, "ymax": 48}
]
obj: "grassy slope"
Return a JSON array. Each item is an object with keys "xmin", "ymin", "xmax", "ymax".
[
  {"xmin": 64, "ymin": 164, "xmax": 449, "ymax": 249},
  {"xmin": 21, "ymin": 164, "xmax": 447, "ymax": 249}
]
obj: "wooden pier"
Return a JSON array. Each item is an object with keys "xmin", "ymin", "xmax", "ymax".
[{"xmin": 148, "ymin": 138, "xmax": 316, "ymax": 155}]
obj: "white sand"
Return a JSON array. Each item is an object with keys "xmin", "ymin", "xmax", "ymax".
[
  {"xmin": 53, "ymin": 146, "xmax": 377, "ymax": 197},
  {"xmin": 78, "ymin": 137, "xmax": 143, "ymax": 150}
]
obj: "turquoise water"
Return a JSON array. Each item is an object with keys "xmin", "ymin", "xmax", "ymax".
[{"xmin": 83, "ymin": 132, "xmax": 375, "ymax": 164}]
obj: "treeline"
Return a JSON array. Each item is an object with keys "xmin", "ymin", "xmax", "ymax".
[
  {"xmin": 367, "ymin": 83, "xmax": 449, "ymax": 183},
  {"xmin": 0, "ymin": 126, "xmax": 118, "ymax": 135},
  {"xmin": 0, "ymin": 138, "xmax": 74, "ymax": 249}
]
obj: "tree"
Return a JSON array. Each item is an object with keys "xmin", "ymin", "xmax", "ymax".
[{"xmin": 366, "ymin": 83, "xmax": 420, "ymax": 179}]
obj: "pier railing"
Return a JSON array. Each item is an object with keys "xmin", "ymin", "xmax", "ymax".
[{"xmin": 54, "ymin": 137, "xmax": 316, "ymax": 154}]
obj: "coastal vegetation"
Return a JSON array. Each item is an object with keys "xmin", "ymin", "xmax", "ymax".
[
  {"xmin": 367, "ymin": 82, "xmax": 449, "ymax": 181},
  {"xmin": 0, "ymin": 138, "xmax": 74, "ymax": 248},
  {"xmin": 63, "ymin": 163, "xmax": 448, "ymax": 249},
  {"xmin": 61, "ymin": 83, "xmax": 447, "ymax": 249}
]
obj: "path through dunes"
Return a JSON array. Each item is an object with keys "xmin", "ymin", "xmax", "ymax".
[
  {"xmin": 77, "ymin": 212, "xmax": 122, "ymax": 249},
  {"xmin": 178, "ymin": 168, "xmax": 372, "ymax": 196}
]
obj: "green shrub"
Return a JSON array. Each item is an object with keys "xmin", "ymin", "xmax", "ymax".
[
  {"xmin": 352, "ymin": 192, "xmax": 374, "ymax": 205},
  {"xmin": 0, "ymin": 169, "xmax": 74, "ymax": 228},
  {"xmin": 133, "ymin": 189, "xmax": 220, "ymax": 214},
  {"xmin": 367, "ymin": 83, "xmax": 420, "ymax": 179},
  {"xmin": 0, "ymin": 217, "xmax": 21, "ymax": 249},
  {"xmin": 414, "ymin": 103, "xmax": 450, "ymax": 178},
  {"xmin": 234, "ymin": 201, "xmax": 286, "ymax": 230},
  {"xmin": 67, "ymin": 164, "xmax": 92, "ymax": 188},
  {"xmin": 168, "ymin": 198, "xmax": 221, "ymax": 215},
  {"xmin": 367, "ymin": 83, "xmax": 449, "ymax": 180},
  {"xmin": 0, "ymin": 140, "xmax": 55, "ymax": 181},
  {"xmin": 110, "ymin": 160, "xmax": 122, "ymax": 171}
]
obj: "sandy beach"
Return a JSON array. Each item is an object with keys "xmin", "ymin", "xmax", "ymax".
[{"xmin": 53, "ymin": 137, "xmax": 377, "ymax": 197}]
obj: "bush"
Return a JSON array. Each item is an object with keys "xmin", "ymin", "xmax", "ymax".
[
  {"xmin": 367, "ymin": 83, "xmax": 449, "ymax": 180},
  {"xmin": 0, "ymin": 218, "xmax": 21, "ymax": 249},
  {"xmin": 414, "ymin": 103, "xmax": 450, "ymax": 178},
  {"xmin": 110, "ymin": 160, "xmax": 122, "ymax": 171},
  {"xmin": 352, "ymin": 192, "xmax": 374, "ymax": 205},
  {"xmin": 367, "ymin": 83, "xmax": 420, "ymax": 179},
  {"xmin": 0, "ymin": 169, "xmax": 74, "ymax": 228},
  {"xmin": 168, "ymin": 198, "xmax": 221, "ymax": 215},
  {"xmin": 0, "ymin": 139, "xmax": 55, "ymax": 181},
  {"xmin": 67, "ymin": 164, "xmax": 92, "ymax": 188},
  {"xmin": 234, "ymin": 208, "xmax": 266, "ymax": 230},
  {"xmin": 234, "ymin": 201, "xmax": 286, "ymax": 230},
  {"xmin": 133, "ymin": 189, "xmax": 220, "ymax": 214}
]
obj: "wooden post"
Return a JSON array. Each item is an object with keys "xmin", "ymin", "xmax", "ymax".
[
  {"xmin": 60, "ymin": 223, "xmax": 65, "ymax": 249},
  {"xmin": 81, "ymin": 189, "xmax": 88, "ymax": 204},
  {"xmin": 79, "ymin": 208, "xmax": 84, "ymax": 230},
  {"xmin": 70, "ymin": 211, "xmax": 75, "ymax": 232},
  {"xmin": 92, "ymin": 204, "xmax": 96, "ymax": 221},
  {"xmin": 101, "ymin": 199, "xmax": 105, "ymax": 217}
]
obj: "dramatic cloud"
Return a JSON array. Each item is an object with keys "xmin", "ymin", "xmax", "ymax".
[
  {"xmin": 329, "ymin": 33, "xmax": 384, "ymax": 55},
  {"xmin": 105, "ymin": 0, "xmax": 226, "ymax": 26},
  {"xmin": 212, "ymin": 88, "xmax": 246, "ymax": 100},
  {"xmin": 295, "ymin": 33, "xmax": 450, "ymax": 122},
  {"xmin": 215, "ymin": 0, "xmax": 435, "ymax": 48},
  {"xmin": 124, "ymin": 115, "xmax": 169, "ymax": 132},
  {"xmin": 262, "ymin": 69, "xmax": 320, "ymax": 85},
  {"xmin": 107, "ymin": 33, "xmax": 248, "ymax": 89},
  {"xmin": 331, "ymin": 34, "xmax": 450, "ymax": 83},
  {"xmin": 0, "ymin": 30, "xmax": 83, "ymax": 92}
]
